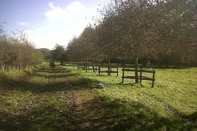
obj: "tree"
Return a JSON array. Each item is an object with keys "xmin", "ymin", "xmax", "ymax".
[
  {"xmin": 97, "ymin": 0, "xmax": 162, "ymax": 81},
  {"xmin": 97, "ymin": 0, "xmax": 197, "ymax": 82},
  {"xmin": 153, "ymin": 0, "xmax": 197, "ymax": 66},
  {"xmin": 67, "ymin": 26, "xmax": 103, "ymax": 64},
  {"xmin": 38, "ymin": 48, "xmax": 51, "ymax": 59},
  {"xmin": 51, "ymin": 44, "xmax": 67, "ymax": 65},
  {"xmin": 67, "ymin": 37, "xmax": 81, "ymax": 61},
  {"xmin": 78, "ymin": 26, "xmax": 103, "ymax": 62},
  {"xmin": 96, "ymin": 1, "xmax": 128, "ymax": 75},
  {"xmin": 0, "ymin": 28, "xmax": 43, "ymax": 71}
]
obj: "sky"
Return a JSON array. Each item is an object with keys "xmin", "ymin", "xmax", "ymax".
[{"xmin": 0, "ymin": 0, "xmax": 109, "ymax": 50}]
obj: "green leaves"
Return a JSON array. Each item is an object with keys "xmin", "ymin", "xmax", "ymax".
[
  {"xmin": 0, "ymin": 28, "xmax": 43, "ymax": 70},
  {"xmin": 67, "ymin": 26, "xmax": 103, "ymax": 61},
  {"xmin": 65, "ymin": 0, "xmax": 197, "ymax": 66},
  {"xmin": 51, "ymin": 44, "xmax": 67, "ymax": 65}
]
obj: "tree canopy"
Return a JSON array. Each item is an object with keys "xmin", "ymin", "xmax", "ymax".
[
  {"xmin": 66, "ymin": 0, "xmax": 197, "ymax": 82},
  {"xmin": 0, "ymin": 27, "xmax": 43, "ymax": 71}
]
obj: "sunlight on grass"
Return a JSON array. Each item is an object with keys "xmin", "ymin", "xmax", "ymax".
[
  {"xmin": 66, "ymin": 65, "xmax": 197, "ymax": 130},
  {"xmin": 1, "ymin": 64, "xmax": 197, "ymax": 131}
]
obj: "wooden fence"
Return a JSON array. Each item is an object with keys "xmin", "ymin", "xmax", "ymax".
[
  {"xmin": 85, "ymin": 65, "xmax": 99, "ymax": 72},
  {"xmin": 77, "ymin": 62, "xmax": 99, "ymax": 72},
  {"xmin": 77, "ymin": 63, "xmax": 85, "ymax": 70},
  {"xmin": 122, "ymin": 68, "xmax": 156, "ymax": 87},
  {"xmin": 98, "ymin": 66, "xmax": 119, "ymax": 76}
]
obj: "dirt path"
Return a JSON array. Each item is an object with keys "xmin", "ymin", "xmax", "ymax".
[
  {"xmin": 70, "ymin": 89, "xmax": 93, "ymax": 130},
  {"xmin": 63, "ymin": 75, "xmax": 113, "ymax": 131},
  {"xmin": 69, "ymin": 88, "xmax": 113, "ymax": 131}
]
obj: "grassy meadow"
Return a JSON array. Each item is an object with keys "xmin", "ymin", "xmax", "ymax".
[
  {"xmin": 66, "ymin": 65, "xmax": 197, "ymax": 131},
  {"xmin": 0, "ymin": 62, "xmax": 197, "ymax": 131}
]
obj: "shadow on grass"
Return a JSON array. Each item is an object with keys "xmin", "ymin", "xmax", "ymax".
[
  {"xmin": 94, "ymin": 95, "xmax": 197, "ymax": 131},
  {"xmin": 0, "ymin": 103, "xmax": 72, "ymax": 131},
  {"xmin": 0, "ymin": 65, "xmax": 101, "ymax": 93},
  {"xmin": 1, "ymin": 65, "xmax": 197, "ymax": 131},
  {"xmin": 118, "ymin": 82, "xmax": 145, "ymax": 87},
  {"xmin": 0, "ymin": 71, "xmax": 9, "ymax": 81},
  {"xmin": 69, "ymin": 98, "xmax": 114, "ymax": 131},
  {"xmin": 33, "ymin": 65, "xmax": 67, "ymax": 73},
  {"xmin": 1, "ymin": 93, "xmax": 196, "ymax": 131},
  {"xmin": 70, "ymin": 77, "xmax": 100, "ymax": 90}
]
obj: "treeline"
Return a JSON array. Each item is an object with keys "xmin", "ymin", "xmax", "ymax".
[
  {"xmin": 64, "ymin": 0, "xmax": 197, "ymax": 68},
  {"xmin": 0, "ymin": 29, "xmax": 43, "ymax": 71}
]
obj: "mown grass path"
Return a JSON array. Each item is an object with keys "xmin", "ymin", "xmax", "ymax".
[
  {"xmin": 0, "ymin": 64, "xmax": 113, "ymax": 131},
  {"xmin": 64, "ymin": 70, "xmax": 114, "ymax": 131},
  {"xmin": 69, "ymin": 88, "xmax": 114, "ymax": 131}
]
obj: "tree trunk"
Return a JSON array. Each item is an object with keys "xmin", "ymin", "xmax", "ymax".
[
  {"xmin": 134, "ymin": 56, "xmax": 139, "ymax": 83},
  {"xmin": 85, "ymin": 61, "xmax": 88, "ymax": 72}
]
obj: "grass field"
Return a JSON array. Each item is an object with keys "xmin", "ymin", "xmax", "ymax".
[
  {"xmin": 0, "ymin": 63, "xmax": 75, "ymax": 131},
  {"xmin": 0, "ymin": 63, "xmax": 197, "ymax": 131},
  {"xmin": 66, "ymin": 65, "xmax": 197, "ymax": 131}
]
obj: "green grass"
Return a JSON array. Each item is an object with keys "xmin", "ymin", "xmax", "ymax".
[
  {"xmin": 0, "ymin": 63, "xmax": 74, "ymax": 131},
  {"xmin": 66, "ymin": 66, "xmax": 197, "ymax": 131},
  {"xmin": 1, "ymin": 63, "xmax": 197, "ymax": 131}
]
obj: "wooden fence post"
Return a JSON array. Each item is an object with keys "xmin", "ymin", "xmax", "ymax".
[
  {"xmin": 140, "ymin": 68, "xmax": 142, "ymax": 83},
  {"xmin": 77, "ymin": 62, "xmax": 79, "ymax": 69},
  {"xmin": 85, "ymin": 61, "xmax": 88, "ymax": 72},
  {"xmin": 83, "ymin": 61, "xmax": 85, "ymax": 70},
  {"xmin": 98, "ymin": 66, "xmax": 101, "ymax": 75},
  {"xmin": 152, "ymin": 70, "xmax": 156, "ymax": 87},
  {"xmin": 117, "ymin": 67, "xmax": 118, "ymax": 76},
  {"xmin": 122, "ymin": 68, "xmax": 124, "ymax": 83}
]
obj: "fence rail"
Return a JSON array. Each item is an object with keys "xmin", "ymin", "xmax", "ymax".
[
  {"xmin": 122, "ymin": 68, "xmax": 156, "ymax": 87},
  {"xmin": 98, "ymin": 66, "xmax": 119, "ymax": 76}
]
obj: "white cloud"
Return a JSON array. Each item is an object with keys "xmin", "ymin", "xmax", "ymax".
[
  {"xmin": 18, "ymin": 22, "xmax": 28, "ymax": 26},
  {"xmin": 49, "ymin": 2, "xmax": 56, "ymax": 9},
  {"xmin": 31, "ymin": 1, "xmax": 103, "ymax": 49},
  {"xmin": 43, "ymin": 1, "xmax": 88, "ymax": 20},
  {"xmin": 66, "ymin": 1, "xmax": 87, "ymax": 13},
  {"xmin": 43, "ymin": 2, "xmax": 69, "ymax": 20}
]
